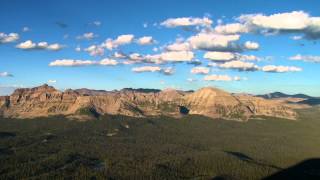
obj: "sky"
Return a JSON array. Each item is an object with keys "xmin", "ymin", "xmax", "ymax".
[{"xmin": 0, "ymin": 0, "xmax": 320, "ymax": 96}]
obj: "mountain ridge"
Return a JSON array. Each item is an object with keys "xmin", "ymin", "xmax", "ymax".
[{"xmin": 0, "ymin": 84, "xmax": 303, "ymax": 121}]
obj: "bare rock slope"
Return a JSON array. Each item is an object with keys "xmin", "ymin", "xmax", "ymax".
[{"xmin": 0, "ymin": 84, "xmax": 298, "ymax": 121}]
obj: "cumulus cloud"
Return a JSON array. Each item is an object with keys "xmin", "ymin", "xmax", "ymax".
[
  {"xmin": 236, "ymin": 11, "xmax": 320, "ymax": 39},
  {"xmin": 144, "ymin": 54, "xmax": 163, "ymax": 64},
  {"xmin": 204, "ymin": 74, "xmax": 240, "ymax": 81},
  {"xmin": 113, "ymin": 52, "xmax": 127, "ymax": 59},
  {"xmin": 161, "ymin": 17, "xmax": 212, "ymax": 28},
  {"xmin": 188, "ymin": 32, "xmax": 241, "ymax": 51},
  {"xmin": 102, "ymin": 34, "xmax": 134, "ymax": 50},
  {"xmin": 191, "ymin": 66, "xmax": 210, "ymax": 74},
  {"xmin": 218, "ymin": 60, "xmax": 259, "ymax": 71},
  {"xmin": 84, "ymin": 45, "xmax": 104, "ymax": 56},
  {"xmin": 49, "ymin": 59, "xmax": 118, "ymax": 67},
  {"xmin": 160, "ymin": 51, "xmax": 194, "ymax": 62},
  {"xmin": 204, "ymin": 51, "xmax": 235, "ymax": 61},
  {"xmin": 214, "ymin": 23, "xmax": 249, "ymax": 34},
  {"xmin": 165, "ymin": 42, "xmax": 191, "ymax": 51},
  {"xmin": 289, "ymin": 54, "xmax": 320, "ymax": 63},
  {"xmin": 244, "ymin": 41, "xmax": 259, "ymax": 50},
  {"xmin": 47, "ymin": 43, "xmax": 64, "ymax": 51},
  {"xmin": 237, "ymin": 54, "xmax": 260, "ymax": 61},
  {"xmin": 99, "ymin": 58, "xmax": 118, "ymax": 66},
  {"xmin": 0, "ymin": 32, "xmax": 19, "ymax": 43},
  {"xmin": 132, "ymin": 66, "xmax": 161, "ymax": 73},
  {"xmin": 16, "ymin": 40, "xmax": 36, "ymax": 49},
  {"xmin": 129, "ymin": 53, "xmax": 144, "ymax": 61},
  {"xmin": 262, "ymin": 65, "xmax": 302, "ymax": 73},
  {"xmin": 77, "ymin": 32, "xmax": 97, "ymax": 40},
  {"xmin": 0, "ymin": 72, "xmax": 13, "ymax": 77},
  {"xmin": 239, "ymin": 11, "xmax": 310, "ymax": 31},
  {"xmin": 16, "ymin": 40, "xmax": 63, "ymax": 51},
  {"xmin": 137, "ymin": 36, "xmax": 154, "ymax": 45}
]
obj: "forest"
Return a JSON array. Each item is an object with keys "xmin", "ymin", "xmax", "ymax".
[{"xmin": 0, "ymin": 107, "xmax": 320, "ymax": 179}]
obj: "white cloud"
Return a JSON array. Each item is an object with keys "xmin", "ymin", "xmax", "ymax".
[
  {"xmin": 38, "ymin": 42, "xmax": 48, "ymax": 49},
  {"xmin": 236, "ymin": 11, "xmax": 320, "ymax": 39},
  {"xmin": 204, "ymin": 74, "xmax": 233, "ymax": 81},
  {"xmin": 49, "ymin": 59, "xmax": 96, "ymax": 66},
  {"xmin": 188, "ymin": 33, "xmax": 240, "ymax": 51},
  {"xmin": 144, "ymin": 54, "xmax": 163, "ymax": 64},
  {"xmin": 84, "ymin": 45, "xmax": 104, "ymax": 56},
  {"xmin": 77, "ymin": 32, "xmax": 97, "ymax": 40},
  {"xmin": 47, "ymin": 80, "xmax": 57, "ymax": 83},
  {"xmin": 219, "ymin": 60, "xmax": 259, "ymax": 71},
  {"xmin": 214, "ymin": 23, "xmax": 249, "ymax": 34},
  {"xmin": 187, "ymin": 78, "xmax": 197, "ymax": 82},
  {"xmin": 238, "ymin": 11, "xmax": 310, "ymax": 30},
  {"xmin": 0, "ymin": 72, "xmax": 13, "ymax": 77},
  {"xmin": 22, "ymin": 27, "xmax": 30, "ymax": 32},
  {"xmin": 162, "ymin": 67, "xmax": 175, "ymax": 75},
  {"xmin": 99, "ymin": 58, "xmax": 118, "ymax": 66},
  {"xmin": 0, "ymin": 32, "xmax": 19, "ymax": 43},
  {"xmin": 129, "ymin": 53, "xmax": 144, "ymax": 61},
  {"xmin": 161, "ymin": 17, "xmax": 212, "ymax": 28},
  {"xmin": 93, "ymin": 21, "xmax": 102, "ymax": 26},
  {"xmin": 137, "ymin": 36, "xmax": 154, "ymax": 45},
  {"xmin": 262, "ymin": 65, "xmax": 302, "ymax": 73},
  {"xmin": 291, "ymin": 35, "xmax": 303, "ymax": 40},
  {"xmin": 113, "ymin": 52, "xmax": 127, "ymax": 59},
  {"xmin": 47, "ymin": 43, "xmax": 64, "ymax": 51},
  {"xmin": 160, "ymin": 51, "xmax": 194, "ymax": 62},
  {"xmin": 132, "ymin": 66, "xmax": 161, "ymax": 73},
  {"xmin": 165, "ymin": 42, "xmax": 191, "ymax": 51},
  {"xmin": 143, "ymin": 23, "xmax": 148, "ymax": 28},
  {"xmin": 49, "ymin": 59, "xmax": 118, "ymax": 67},
  {"xmin": 289, "ymin": 54, "xmax": 320, "ymax": 63},
  {"xmin": 75, "ymin": 46, "xmax": 81, "ymax": 52},
  {"xmin": 204, "ymin": 51, "xmax": 235, "ymax": 61},
  {"xmin": 16, "ymin": 40, "xmax": 63, "ymax": 51},
  {"xmin": 102, "ymin": 34, "xmax": 134, "ymax": 50},
  {"xmin": 237, "ymin": 54, "xmax": 260, "ymax": 61},
  {"xmin": 191, "ymin": 67, "xmax": 210, "ymax": 74},
  {"xmin": 244, "ymin": 41, "xmax": 259, "ymax": 50},
  {"xmin": 16, "ymin": 40, "xmax": 36, "ymax": 49}
]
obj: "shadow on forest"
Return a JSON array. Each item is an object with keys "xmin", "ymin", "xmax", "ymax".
[
  {"xmin": 224, "ymin": 151, "xmax": 281, "ymax": 170},
  {"xmin": 0, "ymin": 132, "xmax": 16, "ymax": 138},
  {"xmin": 263, "ymin": 158, "xmax": 320, "ymax": 180}
]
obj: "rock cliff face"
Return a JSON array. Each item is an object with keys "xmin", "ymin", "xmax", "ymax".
[{"xmin": 0, "ymin": 84, "xmax": 298, "ymax": 121}]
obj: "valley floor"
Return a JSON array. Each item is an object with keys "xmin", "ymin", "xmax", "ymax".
[{"xmin": 0, "ymin": 107, "xmax": 320, "ymax": 179}]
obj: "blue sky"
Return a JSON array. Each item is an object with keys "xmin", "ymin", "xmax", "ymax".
[{"xmin": 0, "ymin": 0, "xmax": 320, "ymax": 96}]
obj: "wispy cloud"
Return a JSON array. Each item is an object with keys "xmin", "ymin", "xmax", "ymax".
[{"xmin": 289, "ymin": 54, "xmax": 320, "ymax": 63}]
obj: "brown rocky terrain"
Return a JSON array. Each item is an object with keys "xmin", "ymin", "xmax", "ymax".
[{"xmin": 0, "ymin": 84, "xmax": 300, "ymax": 121}]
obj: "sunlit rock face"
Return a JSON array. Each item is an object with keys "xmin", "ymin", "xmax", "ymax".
[{"xmin": 0, "ymin": 84, "xmax": 297, "ymax": 121}]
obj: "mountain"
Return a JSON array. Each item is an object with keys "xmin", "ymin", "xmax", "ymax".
[
  {"xmin": 297, "ymin": 98, "xmax": 320, "ymax": 106},
  {"xmin": 257, "ymin": 92, "xmax": 312, "ymax": 99},
  {"xmin": 0, "ymin": 84, "xmax": 299, "ymax": 121}
]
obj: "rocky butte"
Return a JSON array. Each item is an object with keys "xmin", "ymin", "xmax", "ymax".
[{"xmin": 0, "ymin": 84, "xmax": 300, "ymax": 121}]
